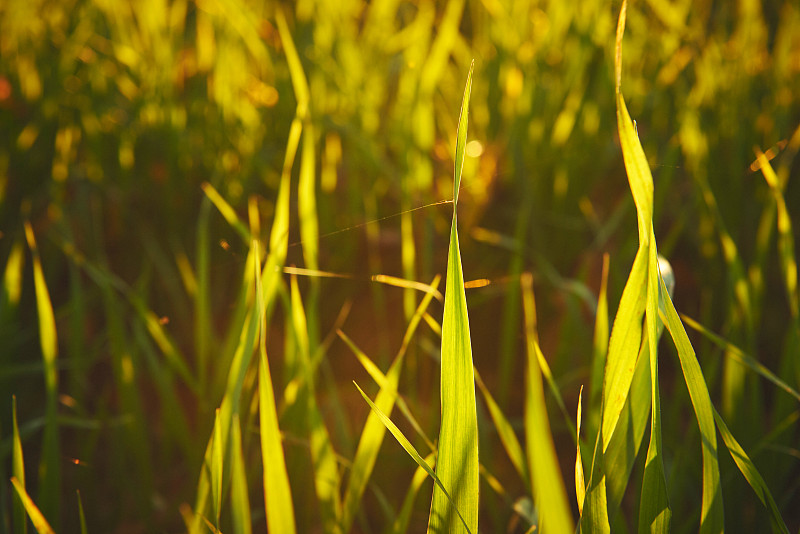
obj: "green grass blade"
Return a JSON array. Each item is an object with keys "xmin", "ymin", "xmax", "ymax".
[
  {"xmin": 522, "ymin": 273, "xmax": 574, "ymax": 533},
  {"xmin": 353, "ymin": 383, "xmax": 473, "ymax": 534},
  {"xmin": 601, "ymin": 245, "xmax": 647, "ymax": 450},
  {"xmin": 230, "ymin": 414, "xmax": 252, "ymax": 534},
  {"xmin": 2, "ymin": 238, "xmax": 25, "ymax": 314},
  {"xmin": 10, "ymin": 478, "xmax": 54, "ymax": 534},
  {"xmin": 24, "ymin": 222, "xmax": 60, "ymax": 526},
  {"xmin": 341, "ymin": 276, "xmax": 441, "ymax": 532},
  {"xmin": 429, "ymin": 59, "xmax": 479, "ymax": 534},
  {"xmin": 12, "ymin": 396, "xmax": 27, "ymax": 534},
  {"xmin": 659, "ymin": 274, "xmax": 724, "ymax": 533},
  {"xmin": 255, "ymin": 242, "xmax": 296, "ymax": 534},
  {"xmin": 712, "ymin": 408, "xmax": 789, "ymax": 533}
]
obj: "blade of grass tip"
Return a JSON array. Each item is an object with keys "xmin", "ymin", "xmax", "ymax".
[
  {"xmin": 353, "ymin": 382, "xmax": 473, "ymax": 534},
  {"xmin": 712, "ymin": 408, "xmax": 789, "ymax": 533},
  {"xmin": 10, "ymin": 478, "xmax": 54, "ymax": 534},
  {"xmin": 291, "ymin": 275, "xmax": 342, "ymax": 534},
  {"xmin": 77, "ymin": 491, "xmax": 87, "ymax": 534},
  {"xmin": 389, "ymin": 452, "xmax": 437, "ymax": 534},
  {"xmin": 522, "ymin": 272, "xmax": 574, "ymax": 533},
  {"xmin": 230, "ymin": 414, "xmax": 253, "ymax": 534},
  {"xmin": 23, "ymin": 222, "xmax": 60, "ymax": 526},
  {"xmin": 12, "ymin": 396, "xmax": 27, "ymax": 534},
  {"xmin": 429, "ymin": 59, "xmax": 479, "ymax": 534},
  {"xmin": 475, "ymin": 370, "xmax": 529, "ymax": 488},
  {"xmin": 255, "ymin": 241, "xmax": 296, "ymax": 534},
  {"xmin": 341, "ymin": 276, "xmax": 441, "ymax": 533},
  {"xmin": 659, "ymin": 273, "xmax": 724, "ymax": 533}
]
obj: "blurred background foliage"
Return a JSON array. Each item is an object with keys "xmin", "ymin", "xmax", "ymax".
[{"xmin": 1, "ymin": 0, "xmax": 799, "ymax": 531}]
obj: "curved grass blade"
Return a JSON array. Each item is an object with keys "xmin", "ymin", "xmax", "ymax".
[
  {"xmin": 10, "ymin": 478, "xmax": 54, "ymax": 534},
  {"xmin": 712, "ymin": 408, "xmax": 789, "ymax": 533},
  {"xmin": 353, "ymin": 383, "xmax": 472, "ymax": 534},
  {"xmin": 429, "ymin": 59, "xmax": 478, "ymax": 534},
  {"xmin": 580, "ymin": 415, "xmax": 610, "ymax": 534},
  {"xmin": 522, "ymin": 273, "xmax": 574, "ymax": 533}
]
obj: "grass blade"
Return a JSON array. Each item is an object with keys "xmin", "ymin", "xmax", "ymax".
[
  {"xmin": 712, "ymin": 408, "xmax": 789, "ymax": 533},
  {"xmin": 429, "ymin": 59, "xmax": 479, "ymax": 534},
  {"xmin": 522, "ymin": 273, "xmax": 574, "ymax": 533},
  {"xmin": 353, "ymin": 383, "xmax": 472, "ymax": 534},
  {"xmin": 10, "ymin": 478, "xmax": 54, "ymax": 534},
  {"xmin": 389, "ymin": 452, "xmax": 436, "ymax": 534}
]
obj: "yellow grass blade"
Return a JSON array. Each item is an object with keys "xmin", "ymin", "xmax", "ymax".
[{"xmin": 10, "ymin": 478, "xmax": 54, "ymax": 534}]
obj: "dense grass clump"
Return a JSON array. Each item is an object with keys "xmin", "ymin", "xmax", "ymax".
[{"xmin": 1, "ymin": 0, "xmax": 800, "ymax": 532}]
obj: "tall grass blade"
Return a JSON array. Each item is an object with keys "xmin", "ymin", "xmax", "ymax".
[
  {"xmin": 429, "ymin": 59, "xmax": 479, "ymax": 534},
  {"xmin": 522, "ymin": 273, "xmax": 574, "ymax": 533},
  {"xmin": 23, "ymin": 222, "xmax": 60, "ymax": 526},
  {"xmin": 12, "ymin": 396, "xmax": 27, "ymax": 534},
  {"xmin": 575, "ymin": 387, "xmax": 585, "ymax": 515},
  {"xmin": 254, "ymin": 242, "xmax": 296, "ymax": 534},
  {"xmin": 9, "ymin": 478, "xmax": 54, "ymax": 534},
  {"xmin": 353, "ymin": 383, "xmax": 472, "ymax": 534}
]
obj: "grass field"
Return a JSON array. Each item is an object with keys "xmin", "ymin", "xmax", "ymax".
[{"xmin": 1, "ymin": 0, "xmax": 800, "ymax": 532}]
